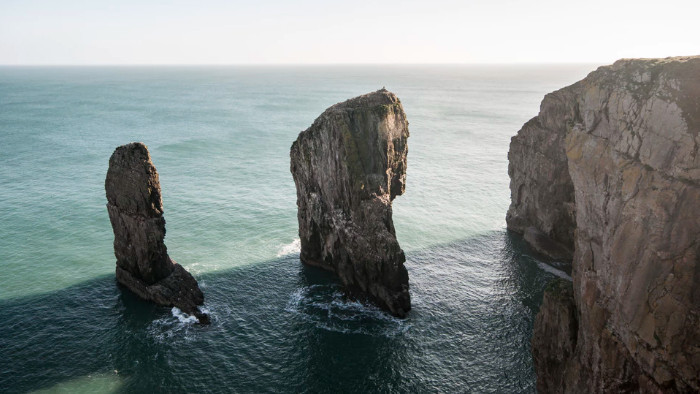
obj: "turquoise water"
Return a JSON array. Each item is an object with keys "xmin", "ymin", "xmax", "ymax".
[{"xmin": 0, "ymin": 65, "xmax": 591, "ymax": 393}]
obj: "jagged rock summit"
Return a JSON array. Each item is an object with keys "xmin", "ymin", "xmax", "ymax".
[
  {"xmin": 106, "ymin": 142, "xmax": 209, "ymax": 323},
  {"xmin": 509, "ymin": 57, "xmax": 699, "ymax": 392},
  {"xmin": 290, "ymin": 89, "xmax": 411, "ymax": 317}
]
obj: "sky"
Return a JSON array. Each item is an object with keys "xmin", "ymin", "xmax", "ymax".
[{"xmin": 1, "ymin": 0, "xmax": 698, "ymax": 65}]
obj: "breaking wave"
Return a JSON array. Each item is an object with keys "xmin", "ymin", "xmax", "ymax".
[
  {"xmin": 285, "ymin": 284, "xmax": 410, "ymax": 337},
  {"xmin": 276, "ymin": 238, "xmax": 301, "ymax": 257}
]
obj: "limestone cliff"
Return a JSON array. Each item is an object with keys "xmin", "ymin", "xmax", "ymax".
[
  {"xmin": 509, "ymin": 57, "xmax": 700, "ymax": 392},
  {"xmin": 290, "ymin": 89, "xmax": 411, "ymax": 317},
  {"xmin": 106, "ymin": 142, "xmax": 209, "ymax": 323}
]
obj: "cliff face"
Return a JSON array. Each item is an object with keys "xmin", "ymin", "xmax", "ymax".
[
  {"xmin": 290, "ymin": 89, "xmax": 411, "ymax": 317},
  {"xmin": 531, "ymin": 279, "xmax": 579, "ymax": 394},
  {"xmin": 509, "ymin": 57, "xmax": 700, "ymax": 392},
  {"xmin": 507, "ymin": 100, "xmax": 577, "ymax": 260},
  {"xmin": 106, "ymin": 142, "xmax": 208, "ymax": 323}
]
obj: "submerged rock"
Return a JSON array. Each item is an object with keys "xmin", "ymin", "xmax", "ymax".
[
  {"xmin": 105, "ymin": 142, "xmax": 209, "ymax": 323},
  {"xmin": 510, "ymin": 57, "xmax": 700, "ymax": 392},
  {"xmin": 290, "ymin": 89, "xmax": 411, "ymax": 317}
]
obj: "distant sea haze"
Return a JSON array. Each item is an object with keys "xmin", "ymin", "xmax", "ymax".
[{"xmin": 0, "ymin": 65, "xmax": 591, "ymax": 393}]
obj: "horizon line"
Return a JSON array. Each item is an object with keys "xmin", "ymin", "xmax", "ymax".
[{"xmin": 0, "ymin": 61, "xmax": 609, "ymax": 67}]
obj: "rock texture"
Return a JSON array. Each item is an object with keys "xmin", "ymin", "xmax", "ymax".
[
  {"xmin": 507, "ymin": 83, "xmax": 577, "ymax": 260},
  {"xmin": 509, "ymin": 57, "xmax": 700, "ymax": 392},
  {"xmin": 531, "ymin": 279, "xmax": 579, "ymax": 394},
  {"xmin": 106, "ymin": 142, "xmax": 208, "ymax": 323},
  {"xmin": 290, "ymin": 89, "xmax": 411, "ymax": 317}
]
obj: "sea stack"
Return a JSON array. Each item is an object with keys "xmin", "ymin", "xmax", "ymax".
[
  {"xmin": 508, "ymin": 57, "xmax": 700, "ymax": 392},
  {"xmin": 106, "ymin": 142, "xmax": 209, "ymax": 323},
  {"xmin": 290, "ymin": 89, "xmax": 411, "ymax": 317}
]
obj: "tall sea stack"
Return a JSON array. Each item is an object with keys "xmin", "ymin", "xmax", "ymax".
[
  {"xmin": 290, "ymin": 89, "xmax": 411, "ymax": 317},
  {"xmin": 508, "ymin": 57, "xmax": 700, "ymax": 392},
  {"xmin": 106, "ymin": 142, "xmax": 208, "ymax": 323}
]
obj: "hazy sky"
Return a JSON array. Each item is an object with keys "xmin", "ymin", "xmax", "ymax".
[{"xmin": 1, "ymin": 0, "xmax": 698, "ymax": 65}]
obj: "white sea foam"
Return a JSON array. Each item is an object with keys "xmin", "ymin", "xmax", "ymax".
[
  {"xmin": 285, "ymin": 288, "xmax": 307, "ymax": 312},
  {"xmin": 537, "ymin": 262, "xmax": 572, "ymax": 281},
  {"xmin": 171, "ymin": 307, "xmax": 200, "ymax": 324},
  {"xmin": 146, "ymin": 307, "xmax": 206, "ymax": 344},
  {"xmin": 185, "ymin": 262, "xmax": 205, "ymax": 276},
  {"xmin": 285, "ymin": 285, "xmax": 410, "ymax": 337},
  {"xmin": 276, "ymin": 238, "xmax": 301, "ymax": 257}
]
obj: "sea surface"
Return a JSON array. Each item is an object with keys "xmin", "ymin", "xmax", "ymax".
[{"xmin": 0, "ymin": 65, "xmax": 592, "ymax": 393}]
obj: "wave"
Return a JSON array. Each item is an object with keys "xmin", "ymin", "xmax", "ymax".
[
  {"xmin": 276, "ymin": 238, "xmax": 301, "ymax": 257},
  {"xmin": 171, "ymin": 307, "xmax": 200, "ymax": 324},
  {"xmin": 536, "ymin": 262, "xmax": 572, "ymax": 281},
  {"xmin": 285, "ymin": 284, "xmax": 410, "ymax": 337},
  {"xmin": 146, "ymin": 306, "xmax": 210, "ymax": 343}
]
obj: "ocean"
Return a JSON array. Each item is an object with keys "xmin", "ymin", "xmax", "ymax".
[{"xmin": 0, "ymin": 65, "xmax": 592, "ymax": 393}]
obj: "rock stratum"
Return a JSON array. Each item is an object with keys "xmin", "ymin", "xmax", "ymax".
[
  {"xmin": 509, "ymin": 57, "xmax": 700, "ymax": 392},
  {"xmin": 290, "ymin": 89, "xmax": 411, "ymax": 317},
  {"xmin": 106, "ymin": 142, "xmax": 209, "ymax": 323}
]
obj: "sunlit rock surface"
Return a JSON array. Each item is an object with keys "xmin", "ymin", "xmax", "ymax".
[
  {"xmin": 509, "ymin": 57, "xmax": 700, "ymax": 392},
  {"xmin": 290, "ymin": 89, "xmax": 411, "ymax": 317}
]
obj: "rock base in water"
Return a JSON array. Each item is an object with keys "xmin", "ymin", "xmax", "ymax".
[
  {"xmin": 290, "ymin": 89, "xmax": 411, "ymax": 317},
  {"xmin": 106, "ymin": 142, "xmax": 208, "ymax": 324},
  {"xmin": 512, "ymin": 57, "xmax": 700, "ymax": 392}
]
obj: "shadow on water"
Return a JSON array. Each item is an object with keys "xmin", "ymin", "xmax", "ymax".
[{"xmin": 0, "ymin": 230, "xmax": 564, "ymax": 393}]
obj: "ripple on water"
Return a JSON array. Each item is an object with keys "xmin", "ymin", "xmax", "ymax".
[
  {"xmin": 147, "ymin": 307, "xmax": 204, "ymax": 343},
  {"xmin": 285, "ymin": 283, "xmax": 410, "ymax": 337}
]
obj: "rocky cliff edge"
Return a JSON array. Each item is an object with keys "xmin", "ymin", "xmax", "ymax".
[{"xmin": 509, "ymin": 57, "xmax": 700, "ymax": 392}]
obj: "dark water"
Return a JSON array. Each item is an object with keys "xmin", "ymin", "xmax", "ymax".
[{"xmin": 1, "ymin": 233, "xmax": 559, "ymax": 393}]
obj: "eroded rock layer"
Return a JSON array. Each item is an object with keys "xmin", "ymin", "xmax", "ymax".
[
  {"xmin": 106, "ymin": 142, "xmax": 208, "ymax": 323},
  {"xmin": 509, "ymin": 57, "xmax": 700, "ymax": 392},
  {"xmin": 290, "ymin": 89, "xmax": 411, "ymax": 317}
]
